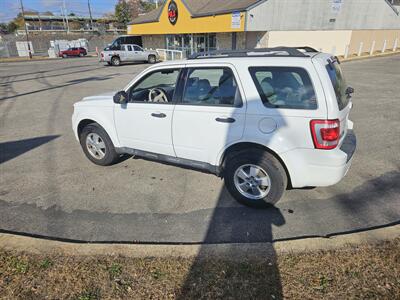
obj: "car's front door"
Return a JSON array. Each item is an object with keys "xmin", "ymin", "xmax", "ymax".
[
  {"xmin": 133, "ymin": 45, "xmax": 147, "ymax": 61},
  {"xmin": 114, "ymin": 67, "xmax": 183, "ymax": 156},
  {"xmin": 172, "ymin": 65, "xmax": 246, "ymax": 165}
]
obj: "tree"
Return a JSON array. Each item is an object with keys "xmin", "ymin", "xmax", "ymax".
[
  {"xmin": 7, "ymin": 21, "xmax": 18, "ymax": 33},
  {"xmin": 0, "ymin": 21, "xmax": 18, "ymax": 34},
  {"xmin": 140, "ymin": 0, "xmax": 156, "ymax": 12},
  {"xmin": 115, "ymin": 0, "xmax": 132, "ymax": 25}
]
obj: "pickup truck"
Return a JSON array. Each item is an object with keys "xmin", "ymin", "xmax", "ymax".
[{"xmin": 100, "ymin": 44, "xmax": 159, "ymax": 66}]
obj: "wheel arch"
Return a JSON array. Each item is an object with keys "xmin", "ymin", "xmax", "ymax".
[
  {"xmin": 76, "ymin": 116, "xmax": 120, "ymax": 148},
  {"xmin": 219, "ymin": 142, "xmax": 292, "ymax": 189}
]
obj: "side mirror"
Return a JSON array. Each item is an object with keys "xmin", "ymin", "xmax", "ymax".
[{"xmin": 113, "ymin": 91, "xmax": 128, "ymax": 104}]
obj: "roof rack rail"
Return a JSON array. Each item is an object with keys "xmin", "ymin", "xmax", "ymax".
[
  {"xmin": 189, "ymin": 47, "xmax": 311, "ymax": 59},
  {"xmin": 296, "ymin": 46, "xmax": 319, "ymax": 53}
]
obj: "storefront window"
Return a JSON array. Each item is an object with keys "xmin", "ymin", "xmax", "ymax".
[{"xmin": 166, "ymin": 33, "xmax": 217, "ymax": 57}]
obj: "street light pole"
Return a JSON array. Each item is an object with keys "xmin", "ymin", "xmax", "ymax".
[
  {"xmin": 63, "ymin": 0, "xmax": 70, "ymax": 33},
  {"xmin": 88, "ymin": 0, "xmax": 94, "ymax": 30},
  {"xmin": 19, "ymin": 0, "xmax": 32, "ymax": 59}
]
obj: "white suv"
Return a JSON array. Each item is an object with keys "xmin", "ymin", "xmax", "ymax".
[{"xmin": 72, "ymin": 47, "xmax": 356, "ymax": 207}]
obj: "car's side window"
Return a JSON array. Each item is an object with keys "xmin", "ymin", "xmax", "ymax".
[
  {"xmin": 127, "ymin": 45, "xmax": 133, "ymax": 51},
  {"xmin": 133, "ymin": 45, "xmax": 142, "ymax": 51},
  {"xmin": 249, "ymin": 67, "xmax": 317, "ymax": 110},
  {"xmin": 129, "ymin": 69, "xmax": 181, "ymax": 104},
  {"xmin": 181, "ymin": 67, "xmax": 242, "ymax": 107}
]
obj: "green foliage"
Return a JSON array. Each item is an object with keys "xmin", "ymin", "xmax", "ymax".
[
  {"xmin": 0, "ymin": 21, "xmax": 18, "ymax": 34},
  {"xmin": 108, "ymin": 263, "xmax": 122, "ymax": 278},
  {"xmin": 115, "ymin": 0, "xmax": 132, "ymax": 25},
  {"xmin": 75, "ymin": 289, "xmax": 100, "ymax": 300},
  {"xmin": 10, "ymin": 257, "xmax": 29, "ymax": 274},
  {"xmin": 140, "ymin": 0, "xmax": 156, "ymax": 12},
  {"xmin": 39, "ymin": 258, "xmax": 53, "ymax": 269}
]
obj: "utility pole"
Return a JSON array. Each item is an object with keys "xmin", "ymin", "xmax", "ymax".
[
  {"xmin": 88, "ymin": 0, "xmax": 94, "ymax": 30},
  {"xmin": 19, "ymin": 0, "xmax": 32, "ymax": 59},
  {"xmin": 61, "ymin": 7, "xmax": 66, "ymax": 30},
  {"xmin": 63, "ymin": 0, "xmax": 70, "ymax": 33}
]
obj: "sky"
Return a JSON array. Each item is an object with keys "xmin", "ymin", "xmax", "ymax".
[{"xmin": 0, "ymin": 0, "xmax": 119, "ymax": 23}]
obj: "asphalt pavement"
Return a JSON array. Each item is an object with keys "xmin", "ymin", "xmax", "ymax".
[{"xmin": 0, "ymin": 56, "xmax": 399, "ymax": 243}]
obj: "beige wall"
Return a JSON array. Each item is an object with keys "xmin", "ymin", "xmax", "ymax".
[
  {"xmin": 237, "ymin": 32, "xmax": 246, "ymax": 50},
  {"xmin": 142, "ymin": 35, "xmax": 165, "ymax": 50},
  {"xmin": 267, "ymin": 30, "xmax": 352, "ymax": 55},
  {"xmin": 349, "ymin": 30, "xmax": 400, "ymax": 54},
  {"xmin": 246, "ymin": 31, "xmax": 269, "ymax": 49},
  {"xmin": 216, "ymin": 33, "xmax": 232, "ymax": 50}
]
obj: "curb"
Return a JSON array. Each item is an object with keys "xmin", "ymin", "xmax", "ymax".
[
  {"xmin": 0, "ymin": 225, "xmax": 399, "ymax": 259},
  {"xmin": 341, "ymin": 50, "xmax": 400, "ymax": 62},
  {"xmin": 0, "ymin": 54, "xmax": 99, "ymax": 64}
]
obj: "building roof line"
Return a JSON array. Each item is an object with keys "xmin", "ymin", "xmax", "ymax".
[{"xmin": 129, "ymin": 0, "xmax": 263, "ymax": 25}]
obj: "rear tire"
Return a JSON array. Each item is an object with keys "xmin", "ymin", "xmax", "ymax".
[
  {"xmin": 79, "ymin": 123, "xmax": 120, "ymax": 166},
  {"xmin": 224, "ymin": 149, "xmax": 287, "ymax": 208},
  {"xmin": 148, "ymin": 55, "xmax": 157, "ymax": 64},
  {"xmin": 62, "ymin": 54, "xmax": 67, "ymax": 58},
  {"xmin": 111, "ymin": 56, "xmax": 121, "ymax": 66},
  {"xmin": 79, "ymin": 53, "xmax": 84, "ymax": 57}
]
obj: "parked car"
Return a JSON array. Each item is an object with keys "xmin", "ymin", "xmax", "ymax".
[
  {"xmin": 59, "ymin": 47, "xmax": 87, "ymax": 58},
  {"xmin": 100, "ymin": 44, "xmax": 159, "ymax": 66},
  {"xmin": 72, "ymin": 47, "xmax": 356, "ymax": 207},
  {"xmin": 105, "ymin": 35, "xmax": 143, "ymax": 51}
]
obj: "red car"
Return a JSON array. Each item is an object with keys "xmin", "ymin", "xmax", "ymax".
[{"xmin": 59, "ymin": 47, "xmax": 87, "ymax": 58}]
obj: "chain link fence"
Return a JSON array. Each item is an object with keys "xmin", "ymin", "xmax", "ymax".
[{"xmin": 0, "ymin": 33, "xmax": 117, "ymax": 58}]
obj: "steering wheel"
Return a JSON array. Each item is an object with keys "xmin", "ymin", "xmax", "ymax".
[{"xmin": 148, "ymin": 88, "xmax": 169, "ymax": 103}]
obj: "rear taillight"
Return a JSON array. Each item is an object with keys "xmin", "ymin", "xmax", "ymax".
[{"xmin": 310, "ymin": 119, "xmax": 340, "ymax": 150}]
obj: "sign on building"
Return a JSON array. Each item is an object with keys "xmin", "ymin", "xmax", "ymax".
[
  {"xmin": 231, "ymin": 11, "xmax": 241, "ymax": 29},
  {"xmin": 331, "ymin": 0, "xmax": 344, "ymax": 14}
]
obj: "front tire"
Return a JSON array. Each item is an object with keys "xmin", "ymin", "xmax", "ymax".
[
  {"xmin": 79, "ymin": 123, "xmax": 120, "ymax": 166},
  {"xmin": 224, "ymin": 149, "xmax": 287, "ymax": 208}
]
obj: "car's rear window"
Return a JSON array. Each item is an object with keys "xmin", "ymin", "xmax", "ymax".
[
  {"xmin": 326, "ymin": 61, "xmax": 349, "ymax": 110},
  {"xmin": 249, "ymin": 67, "xmax": 317, "ymax": 110}
]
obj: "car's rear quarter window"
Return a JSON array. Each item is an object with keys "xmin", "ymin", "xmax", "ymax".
[
  {"xmin": 325, "ymin": 61, "xmax": 349, "ymax": 110},
  {"xmin": 249, "ymin": 67, "xmax": 317, "ymax": 110}
]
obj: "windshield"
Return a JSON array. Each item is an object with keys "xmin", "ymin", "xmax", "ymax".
[{"xmin": 326, "ymin": 60, "xmax": 349, "ymax": 110}]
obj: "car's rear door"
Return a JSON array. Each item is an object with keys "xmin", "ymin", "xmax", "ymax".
[
  {"xmin": 172, "ymin": 64, "xmax": 246, "ymax": 165},
  {"xmin": 124, "ymin": 45, "xmax": 135, "ymax": 61},
  {"xmin": 313, "ymin": 55, "xmax": 353, "ymax": 145}
]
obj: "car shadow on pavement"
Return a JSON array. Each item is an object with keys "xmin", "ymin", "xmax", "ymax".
[
  {"xmin": 0, "ymin": 135, "xmax": 60, "ymax": 164},
  {"xmin": 176, "ymin": 155, "xmax": 286, "ymax": 298}
]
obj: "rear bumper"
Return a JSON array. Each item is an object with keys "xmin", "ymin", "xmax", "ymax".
[{"xmin": 280, "ymin": 130, "xmax": 357, "ymax": 188}]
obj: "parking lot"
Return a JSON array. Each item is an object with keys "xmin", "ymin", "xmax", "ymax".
[{"xmin": 0, "ymin": 55, "xmax": 399, "ymax": 243}]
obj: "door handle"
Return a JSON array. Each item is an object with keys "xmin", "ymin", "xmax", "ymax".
[
  {"xmin": 216, "ymin": 117, "xmax": 235, "ymax": 123},
  {"xmin": 151, "ymin": 112, "xmax": 166, "ymax": 118}
]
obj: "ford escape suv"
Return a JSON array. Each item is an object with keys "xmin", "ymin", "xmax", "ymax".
[{"xmin": 72, "ymin": 47, "xmax": 356, "ymax": 207}]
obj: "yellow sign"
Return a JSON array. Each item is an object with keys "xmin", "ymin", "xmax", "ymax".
[{"xmin": 128, "ymin": 0, "xmax": 245, "ymax": 35}]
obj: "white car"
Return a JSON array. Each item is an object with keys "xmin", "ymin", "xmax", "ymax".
[
  {"xmin": 72, "ymin": 47, "xmax": 356, "ymax": 207},
  {"xmin": 100, "ymin": 44, "xmax": 159, "ymax": 66}
]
